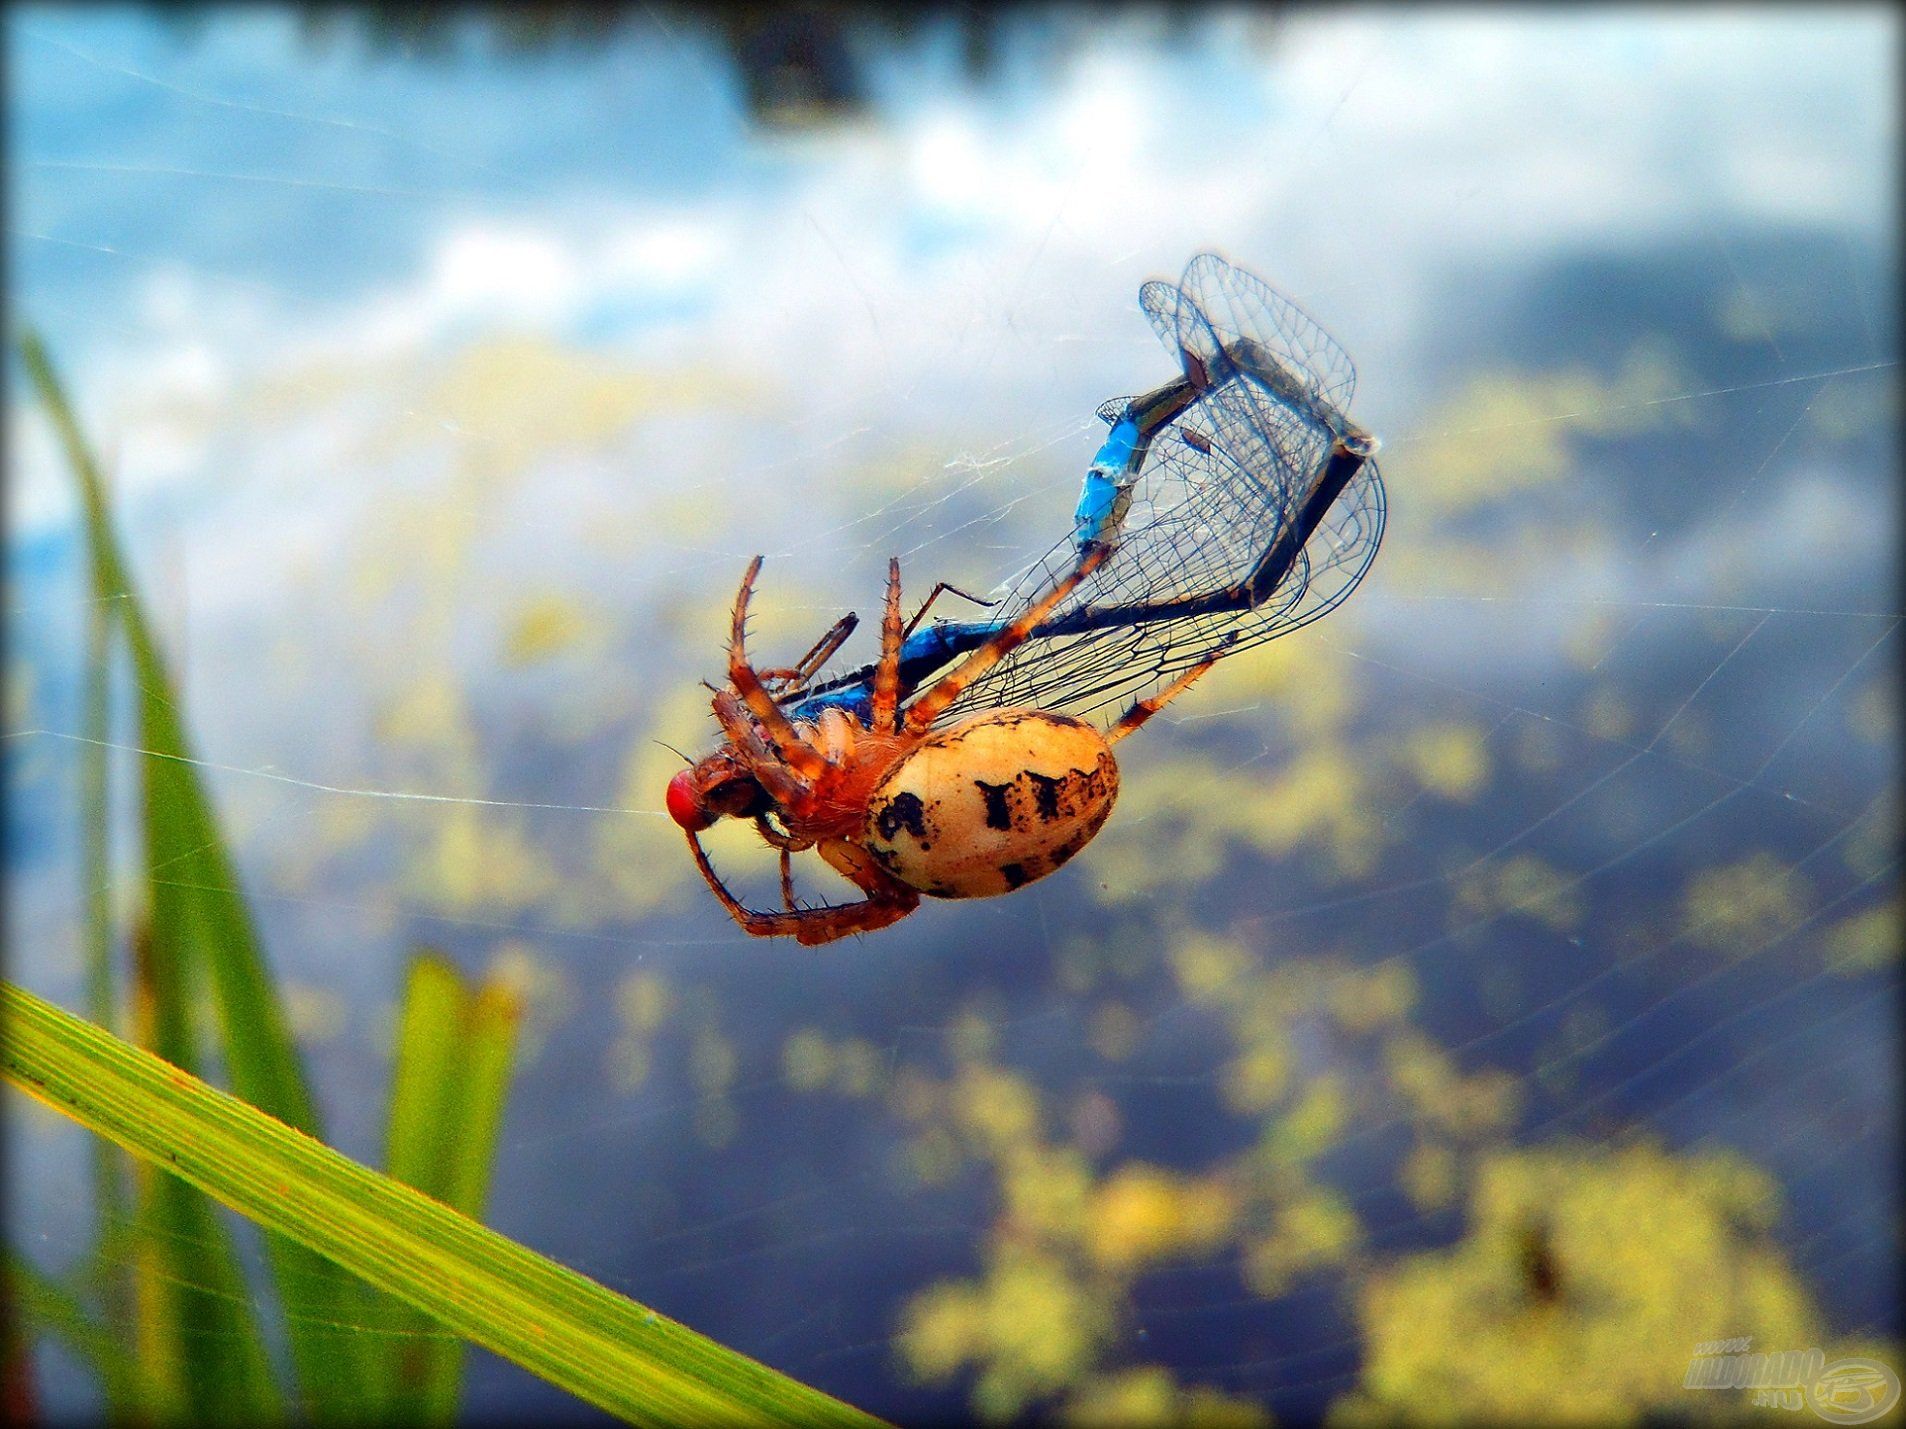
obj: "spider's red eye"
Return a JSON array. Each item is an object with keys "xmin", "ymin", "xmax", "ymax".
[{"xmin": 666, "ymin": 769, "xmax": 714, "ymax": 831}]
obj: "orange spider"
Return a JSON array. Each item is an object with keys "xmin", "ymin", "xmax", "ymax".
[{"xmin": 665, "ymin": 547, "xmax": 1229, "ymax": 945}]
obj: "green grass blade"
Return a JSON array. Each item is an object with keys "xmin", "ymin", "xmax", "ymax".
[
  {"xmin": 4, "ymin": 1251, "xmax": 141, "ymax": 1413},
  {"xmin": 1, "ymin": 983, "xmax": 890, "ymax": 1429},
  {"xmin": 380, "ymin": 953, "xmax": 469, "ymax": 1415},
  {"xmin": 441, "ymin": 978, "xmax": 519, "ymax": 1218},
  {"xmin": 382, "ymin": 952, "xmax": 523, "ymax": 1421},
  {"xmin": 127, "ymin": 911, "xmax": 282, "ymax": 1422},
  {"xmin": 79, "ymin": 480, "xmax": 126, "ymax": 1251},
  {"xmin": 383, "ymin": 954, "xmax": 470, "ymax": 1200},
  {"xmin": 2, "ymin": 1249, "xmax": 42, "ymax": 1422},
  {"xmin": 19, "ymin": 330, "xmax": 378, "ymax": 1415},
  {"xmin": 17, "ymin": 329, "xmax": 319, "ymax": 1135}
]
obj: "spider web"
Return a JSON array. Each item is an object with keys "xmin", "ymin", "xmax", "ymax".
[{"xmin": 6, "ymin": 6, "xmax": 1899, "ymax": 1424}]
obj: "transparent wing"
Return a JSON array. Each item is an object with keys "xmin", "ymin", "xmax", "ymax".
[
  {"xmin": 1148, "ymin": 251, "xmax": 1358, "ymax": 412},
  {"xmin": 929, "ymin": 255, "xmax": 1385, "ymax": 729}
]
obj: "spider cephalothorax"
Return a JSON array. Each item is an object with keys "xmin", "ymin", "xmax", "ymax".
[{"xmin": 665, "ymin": 549, "xmax": 1213, "ymax": 945}]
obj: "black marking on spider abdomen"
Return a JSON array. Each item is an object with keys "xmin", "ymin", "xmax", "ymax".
[
  {"xmin": 999, "ymin": 862, "xmax": 1032, "ymax": 890},
  {"xmin": 1027, "ymin": 772, "xmax": 1066, "ymax": 820},
  {"xmin": 873, "ymin": 791, "xmax": 929, "ymax": 842},
  {"xmin": 975, "ymin": 780, "xmax": 1015, "ymax": 831}
]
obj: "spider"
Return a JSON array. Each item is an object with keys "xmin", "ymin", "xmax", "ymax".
[{"xmin": 664, "ymin": 545, "xmax": 1231, "ymax": 945}]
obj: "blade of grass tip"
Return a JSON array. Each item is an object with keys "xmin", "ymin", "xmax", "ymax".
[
  {"xmin": 18, "ymin": 331, "xmax": 376, "ymax": 1416},
  {"xmin": 384, "ymin": 953, "xmax": 469, "ymax": 1201},
  {"xmin": 406, "ymin": 955, "xmax": 524, "ymax": 1423},
  {"xmin": 442, "ymin": 974, "xmax": 520, "ymax": 1221},
  {"xmin": 1, "ymin": 982, "xmax": 891, "ymax": 1429},
  {"xmin": 16, "ymin": 332, "xmax": 319, "ymax": 1135},
  {"xmin": 381, "ymin": 952, "xmax": 475, "ymax": 1414},
  {"xmin": 4, "ymin": 1250, "xmax": 142, "ymax": 1416}
]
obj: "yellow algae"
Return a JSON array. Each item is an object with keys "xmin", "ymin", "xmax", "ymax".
[
  {"xmin": 1328, "ymin": 962, "xmax": 1419, "ymax": 1035},
  {"xmin": 1581, "ymin": 687, "xmax": 1636, "ymax": 742},
  {"xmin": 603, "ymin": 971, "xmax": 672, "ymax": 1093},
  {"xmin": 1849, "ymin": 680, "xmax": 1895, "ymax": 744},
  {"xmin": 833, "ymin": 1036, "xmax": 885, "ymax": 1097},
  {"xmin": 1197, "ymin": 631, "xmax": 1356, "ymax": 739},
  {"xmin": 1398, "ymin": 355, "xmax": 1687, "ymax": 520},
  {"xmin": 406, "ymin": 335, "xmax": 741, "ymax": 476},
  {"xmin": 1084, "ymin": 1165, "xmax": 1235, "ymax": 1271},
  {"xmin": 376, "ymin": 670, "xmax": 466, "ymax": 747},
  {"xmin": 409, "ymin": 803, "xmax": 559, "ymax": 914},
  {"xmin": 1001, "ymin": 1146, "xmax": 1094, "ymax": 1242},
  {"xmin": 604, "ymin": 1038, "xmax": 650, "ymax": 1093},
  {"xmin": 1398, "ymin": 722, "xmax": 1491, "ymax": 803},
  {"xmin": 781, "ymin": 1029, "xmax": 834, "ymax": 1091},
  {"xmin": 1169, "ymin": 931, "xmax": 1254, "ymax": 1005},
  {"xmin": 1256, "ymin": 1075, "xmax": 1348, "ymax": 1168},
  {"xmin": 1823, "ymin": 898, "xmax": 1900, "ymax": 974},
  {"xmin": 1248, "ymin": 745, "xmax": 1384, "ymax": 877},
  {"xmin": 1335, "ymin": 1142, "xmax": 1827, "ymax": 1425},
  {"xmin": 949, "ymin": 1009, "xmax": 999, "ymax": 1065},
  {"xmin": 482, "ymin": 942, "xmax": 574, "ymax": 1062},
  {"xmin": 615, "ymin": 971, "xmax": 672, "ymax": 1033},
  {"xmin": 1454, "ymin": 854, "xmax": 1586, "ymax": 933},
  {"xmin": 1682, "ymin": 853, "xmax": 1811, "ymax": 953},
  {"xmin": 502, "ymin": 591, "xmax": 597, "ymax": 666},
  {"xmin": 906, "ymin": 1127, "xmax": 962, "ymax": 1187},
  {"xmin": 888, "ymin": 1067, "xmax": 940, "ymax": 1123},
  {"xmin": 1062, "ymin": 1368, "xmax": 1270, "ymax": 1427},
  {"xmin": 952, "ymin": 1064, "xmax": 1042, "ymax": 1153},
  {"xmin": 1242, "ymin": 1185, "xmax": 1360, "ymax": 1296},
  {"xmin": 900, "ymin": 1282, "xmax": 987, "ymax": 1380},
  {"xmin": 1561, "ymin": 608, "xmax": 1627, "ymax": 670},
  {"xmin": 1223, "ymin": 1038, "xmax": 1294, "ymax": 1115},
  {"xmin": 900, "ymin": 1245, "xmax": 1115, "ymax": 1419},
  {"xmin": 1400, "ymin": 1140, "xmax": 1459, "ymax": 1212},
  {"xmin": 692, "ymin": 1099, "xmax": 738, "ymax": 1148}
]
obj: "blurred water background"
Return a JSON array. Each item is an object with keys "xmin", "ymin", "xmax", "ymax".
[{"xmin": 7, "ymin": 5, "xmax": 1898, "ymax": 1423}]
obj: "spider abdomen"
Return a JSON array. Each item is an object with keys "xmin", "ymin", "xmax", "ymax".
[{"xmin": 859, "ymin": 710, "xmax": 1119, "ymax": 899}]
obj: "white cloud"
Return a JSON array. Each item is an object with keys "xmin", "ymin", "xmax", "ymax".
[
  {"xmin": 429, "ymin": 226, "xmax": 581, "ymax": 323},
  {"xmin": 10, "ymin": 7, "xmax": 1888, "ymax": 579}
]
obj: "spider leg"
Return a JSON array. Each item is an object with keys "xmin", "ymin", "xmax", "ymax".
[
  {"xmin": 711, "ymin": 691, "xmax": 810, "ymax": 806},
  {"xmin": 681, "ymin": 831, "xmax": 919, "ymax": 947},
  {"xmin": 903, "ymin": 543, "xmax": 1110, "ymax": 732},
  {"xmin": 750, "ymin": 814, "xmax": 811, "ymax": 910},
  {"xmin": 727, "ymin": 557, "xmax": 827, "ymax": 780},
  {"xmin": 752, "ymin": 812, "xmax": 809, "ymax": 852},
  {"xmin": 1104, "ymin": 633, "xmax": 1238, "ymax": 745},
  {"xmin": 900, "ymin": 581, "xmax": 997, "ymax": 641},
  {"xmin": 871, "ymin": 557, "xmax": 904, "ymax": 733},
  {"xmin": 759, "ymin": 611, "xmax": 860, "ymax": 694}
]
